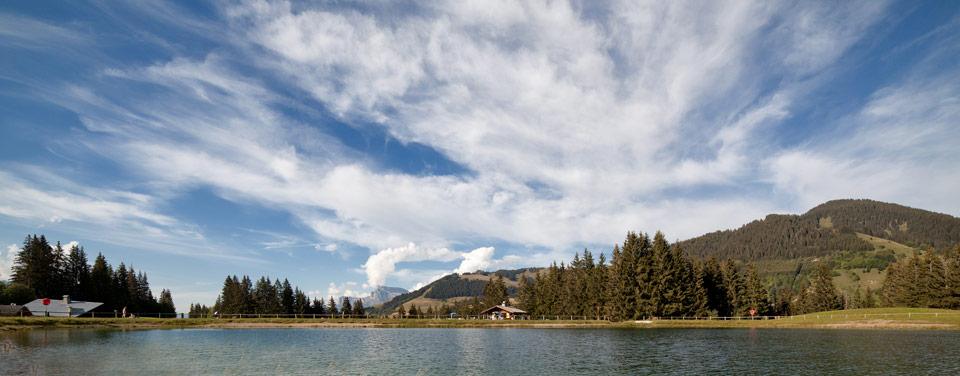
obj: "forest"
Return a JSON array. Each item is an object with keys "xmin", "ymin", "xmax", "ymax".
[
  {"xmin": 510, "ymin": 231, "xmax": 960, "ymax": 318},
  {"xmin": 195, "ymin": 274, "xmax": 366, "ymax": 317},
  {"xmin": 1, "ymin": 234, "xmax": 174, "ymax": 314},
  {"xmin": 681, "ymin": 199, "xmax": 960, "ymax": 260}
]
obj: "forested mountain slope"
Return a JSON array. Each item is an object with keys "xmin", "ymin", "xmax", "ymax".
[
  {"xmin": 680, "ymin": 199, "xmax": 960, "ymax": 260},
  {"xmin": 377, "ymin": 269, "xmax": 536, "ymax": 313}
]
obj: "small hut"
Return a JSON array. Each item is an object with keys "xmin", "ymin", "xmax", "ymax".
[
  {"xmin": 0, "ymin": 304, "xmax": 31, "ymax": 317},
  {"xmin": 479, "ymin": 304, "xmax": 528, "ymax": 320}
]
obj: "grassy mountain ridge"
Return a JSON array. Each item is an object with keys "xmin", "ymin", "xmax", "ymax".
[
  {"xmin": 377, "ymin": 269, "xmax": 538, "ymax": 313},
  {"xmin": 680, "ymin": 199, "xmax": 960, "ymax": 260}
]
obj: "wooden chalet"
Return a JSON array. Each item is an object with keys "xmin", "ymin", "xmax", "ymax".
[{"xmin": 479, "ymin": 304, "xmax": 528, "ymax": 320}]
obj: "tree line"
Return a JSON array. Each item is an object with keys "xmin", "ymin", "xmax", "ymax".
[
  {"xmin": 513, "ymin": 231, "xmax": 847, "ymax": 319},
  {"xmin": 881, "ymin": 248, "xmax": 960, "ymax": 308},
  {"xmin": 197, "ymin": 274, "xmax": 365, "ymax": 317},
  {"xmin": 4, "ymin": 234, "xmax": 174, "ymax": 314}
]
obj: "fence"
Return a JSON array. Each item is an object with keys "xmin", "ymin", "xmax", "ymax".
[{"xmin": 15, "ymin": 310, "xmax": 960, "ymax": 321}]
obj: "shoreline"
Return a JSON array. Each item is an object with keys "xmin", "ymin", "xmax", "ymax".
[{"xmin": 4, "ymin": 311, "xmax": 959, "ymax": 331}]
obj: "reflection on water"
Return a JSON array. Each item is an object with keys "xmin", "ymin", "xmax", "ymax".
[{"xmin": 2, "ymin": 328, "xmax": 959, "ymax": 375}]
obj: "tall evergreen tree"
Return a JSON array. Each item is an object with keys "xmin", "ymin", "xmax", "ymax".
[
  {"xmin": 63, "ymin": 244, "xmax": 91, "ymax": 300},
  {"xmin": 742, "ymin": 264, "xmax": 769, "ymax": 315},
  {"xmin": 353, "ymin": 298, "xmax": 365, "ymax": 317},
  {"xmin": 281, "ymin": 279, "xmax": 295, "ymax": 314},
  {"xmin": 158, "ymin": 289, "xmax": 175, "ymax": 314},
  {"xmin": 341, "ymin": 297, "xmax": 353, "ymax": 315},
  {"xmin": 11, "ymin": 235, "xmax": 56, "ymax": 298},
  {"xmin": 90, "ymin": 253, "xmax": 113, "ymax": 309},
  {"xmin": 805, "ymin": 262, "xmax": 842, "ymax": 313},
  {"xmin": 293, "ymin": 288, "xmax": 308, "ymax": 314},
  {"xmin": 482, "ymin": 274, "xmax": 508, "ymax": 308},
  {"xmin": 328, "ymin": 296, "xmax": 338, "ymax": 315}
]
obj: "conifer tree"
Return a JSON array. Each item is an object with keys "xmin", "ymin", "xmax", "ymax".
[
  {"xmin": 327, "ymin": 296, "xmax": 338, "ymax": 315},
  {"xmin": 517, "ymin": 274, "xmax": 535, "ymax": 312},
  {"xmin": 353, "ymin": 298, "xmax": 365, "ymax": 317},
  {"xmin": 311, "ymin": 297, "xmax": 325, "ymax": 315},
  {"xmin": 281, "ymin": 279, "xmax": 295, "ymax": 314},
  {"xmin": 12, "ymin": 235, "xmax": 56, "ymax": 298},
  {"xmin": 634, "ymin": 233, "xmax": 656, "ymax": 319},
  {"xmin": 64, "ymin": 244, "xmax": 91, "ymax": 300},
  {"xmin": 701, "ymin": 257, "xmax": 728, "ymax": 316},
  {"xmin": 806, "ymin": 262, "xmax": 842, "ymax": 312},
  {"xmin": 482, "ymin": 274, "xmax": 508, "ymax": 308},
  {"xmin": 689, "ymin": 262, "xmax": 709, "ymax": 317},
  {"xmin": 90, "ymin": 253, "xmax": 113, "ymax": 308},
  {"xmin": 158, "ymin": 289, "xmax": 175, "ymax": 314},
  {"xmin": 742, "ymin": 264, "xmax": 769, "ymax": 315},
  {"xmin": 946, "ymin": 251, "xmax": 960, "ymax": 308},
  {"xmin": 592, "ymin": 252, "xmax": 609, "ymax": 319},
  {"xmin": 397, "ymin": 304, "xmax": 406, "ymax": 318},
  {"xmin": 341, "ymin": 297, "xmax": 353, "ymax": 315},
  {"xmin": 922, "ymin": 252, "xmax": 946, "ymax": 307},
  {"xmin": 293, "ymin": 288, "xmax": 308, "ymax": 314},
  {"xmin": 721, "ymin": 260, "xmax": 745, "ymax": 316}
]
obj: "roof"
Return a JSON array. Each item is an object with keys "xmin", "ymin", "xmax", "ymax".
[
  {"xmin": 0, "ymin": 304, "xmax": 31, "ymax": 316},
  {"xmin": 24, "ymin": 299, "xmax": 103, "ymax": 317},
  {"xmin": 479, "ymin": 305, "xmax": 527, "ymax": 315}
]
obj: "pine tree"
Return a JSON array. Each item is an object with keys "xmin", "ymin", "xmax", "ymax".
[
  {"xmin": 90, "ymin": 253, "xmax": 113, "ymax": 309},
  {"xmin": 742, "ymin": 264, "xmax": 769, "ymax": 316},
  {"xmin": 482, "ymin": 274, "xmax": 508, "ymax": 308},
  {"xmin": 341, "ymin": 297, "xmax": 353, "ymax": 315},
  {"xmin": 946, "ymin": 250, "xmax": 960, "ymax": 308},
  {"xmin": 517, "ymin": 274, "xmax": 536, "ymax": 312},
  {"xmin": 634, "ymin": 233, "xmax": 655, "ymax": 319},
  {"xmin": 64, "ymin": 244, "xmax": 91, "ymax": 300},
  {"xmin": 701, "ymin": 257, "xmax": 728, "ymax": 316},
  {"xmin": 281, "ymin": 279, "xmax": 295, "ymax": 314},
  {"xmin": 721, "ymin": 260, "xmax": 745, "ymax": 316},
  {"xmin": 806, "ymin": 262, "xmax": 842, "ymax": 313},
  {"xmin": 12, "ymin": 235, "xmax": 56, "ymax": 298},
  {"xmin": 293, "ymin": 288, "xmax": 308, "ymax": 314},
  {"xmin": 158, "ymin": 289, "xmax": 175, "ymax": 314},
  {"xmin": 114, "ymin": 263, "xmax": 130, "ymax": 312},
  {"xmin": 311, "ymin": 297, "xmax": 326, "ymax": 315},
  {"xmin": 254, "ymin": 277, "xmax": 281, "ymax": 314},
  {"xmin": 593, "ymin": 252, "xmax": 609, "ymax": 320},
  {"xmin": 327, "ymin": 296, "xmax": 338, "ymax": 315},
  {"xmin": 922, "ymin": 252, "xmax": 946, "ymax": 307},
  {"xmin": 689, "ymin": 262, "xmax": 709, "ymax": 317},
  {"xmin": 397, "ymin": 304, "xmax": 406, "ymax": 318},
  {"xmin": 353, "ymin": 298, "xmax": 365, "ymax": 317}
]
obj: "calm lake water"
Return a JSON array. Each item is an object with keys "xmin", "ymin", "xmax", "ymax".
[{"xmin": 2, "ymin": 328, "xmax": 959, "ymax": 375}]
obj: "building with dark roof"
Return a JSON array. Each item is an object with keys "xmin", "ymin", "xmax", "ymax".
[{"xmin": 0, "ymin": 304, "xmax": 31, "ymax": 317}]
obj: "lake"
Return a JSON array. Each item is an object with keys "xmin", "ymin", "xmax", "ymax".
[{"xmin": 2, "ymin": 328, "xmax": 959, "ymax": 374}]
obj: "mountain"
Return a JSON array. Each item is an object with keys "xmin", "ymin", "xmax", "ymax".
[
  {"xmin": 377, "ymin": 199, "xmax": 960, "ymax": 312},
  {"xmin": 377, "ymin": 268, "xmax": 539, "ymax": 313},
  {"xmin": 361, "ymin": 286, "xmax": 408, "ymax": 307},
  {"xmin": 680, "ymin": 199, "xmax": 960, "ymax": 260}
]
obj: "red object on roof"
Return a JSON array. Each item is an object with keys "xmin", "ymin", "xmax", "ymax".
[{"xmin": 42, "ymin": 298, "xmax": 51, "ymax": 306}]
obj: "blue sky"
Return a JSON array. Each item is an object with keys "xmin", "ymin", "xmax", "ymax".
[{"xmin": 1, "ymin": 1, "xmax": 959, "ymax": 311}]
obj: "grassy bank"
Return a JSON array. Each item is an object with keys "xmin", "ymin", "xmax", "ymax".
[{"xmin": 3, "ymin": 308, "xmax": 959, "ymax": 331}]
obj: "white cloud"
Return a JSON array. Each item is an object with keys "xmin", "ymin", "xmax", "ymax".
[
  {"xmin": 0, "ymin": 244, "xmax": 19, "ymax": 280},
  {"xmin": 455, "ymin": 247, "xmax": 495, "ymax": 274},
  {"xmin": 362, "ymin": 243, "xmax": 461, "ymax": 287},
  {"xmin": 326, "ymin": 281, "xmax": 362, "ymax": 299},
  {"xmin": 766, "ymin": 69, "xmax": 960, "ymax": 214},
  {"xmin": 17, "ymin": 0, "xmax": 951, "ymax": 292},
  {"xmin": 315, "ymin": 243, "xmax": 337, "ymax": 252}
]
